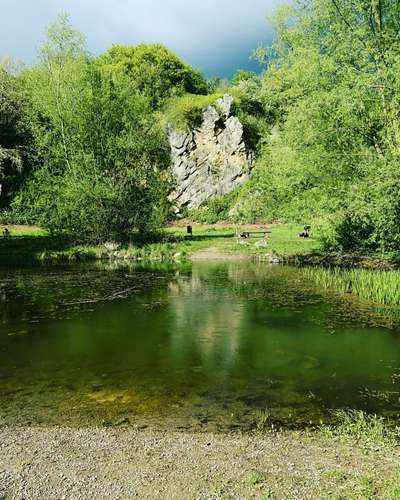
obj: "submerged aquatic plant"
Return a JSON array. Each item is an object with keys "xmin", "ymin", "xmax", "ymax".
[{"xmin": 303, "ymin": 267, "xmax": 400, "ymax": 306}]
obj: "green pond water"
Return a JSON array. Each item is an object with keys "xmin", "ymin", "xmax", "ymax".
[{"xmin": 0, "ymin": 261, "xmax": 400, "ymax": 431}]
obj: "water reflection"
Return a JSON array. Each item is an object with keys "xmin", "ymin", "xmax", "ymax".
[{"xmin": 0, "ymin": 261, "xmax": 399, "ymax": 430}]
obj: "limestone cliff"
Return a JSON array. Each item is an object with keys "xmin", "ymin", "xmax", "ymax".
[{"xmin": 168, "ymin": 95, "xmax": 254, "ymax": 213}]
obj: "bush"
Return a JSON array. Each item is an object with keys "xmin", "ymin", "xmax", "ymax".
[
  {"xmin": 188, "ymin": 191, "xmax": 239, "ymax": 224},
  {"xmin": 97, "ymin": 44, "xmax": 208, "ymax": 108},
  {"xmin": 161, "ymin": 93, "xmax": 223, "ymax": 130},
  {"xmin": 12, "ymin": 17, "xmax": 171, "ymax": 243}
]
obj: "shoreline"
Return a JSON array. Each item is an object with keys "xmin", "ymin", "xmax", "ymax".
[
  {"xmin": 1, "ymin": 425, "xmax": 399, "ymax": 499},
  {"xmin": 1, "ymin": 246, "xmax": 399, "ymax": 273},
  {"xmin": 0, "ymin": 223, "xmax": 398, "ymax": 269},
  {"xmin": 283, "ymin": 252, "xmax": 400, "ymax": 270}
]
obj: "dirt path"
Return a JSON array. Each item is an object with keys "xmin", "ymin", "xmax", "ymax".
[
  {"xmin": 1, "ymin": 426, "xmax": 398, "ymax": 499},
  {"xmin": 190, "ymin": 246, "xmax": 248, "ymax": 261}
]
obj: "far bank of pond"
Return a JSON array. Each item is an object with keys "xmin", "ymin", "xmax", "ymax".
[{"xmin": 1, "ymin": 223, "xmax": 399, "ymax": 309}]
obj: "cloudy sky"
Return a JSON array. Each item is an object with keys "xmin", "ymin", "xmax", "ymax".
[{"xmin": 0, "ymin": 0, "xmax": 281, "ymax": 77}]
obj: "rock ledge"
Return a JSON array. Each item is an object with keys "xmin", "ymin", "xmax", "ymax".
[{"xmin": 168, "ymin": 94, "xmax": 254, "ymax": 212}]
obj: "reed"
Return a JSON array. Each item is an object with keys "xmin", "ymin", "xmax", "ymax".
[{"xmin": 304, "ymin": 266, "xmax": 400, "ymax": 306}]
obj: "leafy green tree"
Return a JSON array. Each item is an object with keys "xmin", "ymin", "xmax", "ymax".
[
  {"xmin": 237, "ymin": 0, "xmax": 400, "ymax": 253},
  {"xmin": 231, "ymin": 70, "xmax": 257, "ymax": 86},
  {"xmin": 13, "ymin": 15, "xmax": 170, "ymax": 242},
  {"xmin": 0, "ymin": 62, "xmax": 32, "ymax": 206},
  {"xmin": 97, "ymin": 43, "xmax": 208, "ymax": 107},
  {"xmin": 21, "ymin": 13, "xmax": 89, "ymax": 176}
]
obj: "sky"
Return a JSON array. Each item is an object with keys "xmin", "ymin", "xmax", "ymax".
[{"xmin": 0, "ymin": 0, "xmax": 281, "ymax": 77}]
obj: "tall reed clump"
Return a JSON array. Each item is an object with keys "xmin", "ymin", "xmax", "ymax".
[{"xmin": 303, "ymin": 267, "xmax": 400, "ymax": 306}]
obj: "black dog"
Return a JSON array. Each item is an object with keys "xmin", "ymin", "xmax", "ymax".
[{"xmin": 298, "ymin": 225, "xmax": 311, "ymax": 238}]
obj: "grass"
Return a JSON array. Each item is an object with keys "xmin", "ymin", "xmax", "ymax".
[
  {"xmin": 165, "ymin": 223, "xmax": 321, "ymax": 257},
  {"xmin": 304, "ymin": 266, "xmax": 400, "ymax": 306},
  {"xmin": 160, "ymin": 92, "xmax": 224, "ymax": 130},
  {"xmin": 245, "ymin": 470, "xmax": 265, "ymax": 487},
  {"xmin": 0, "ymin": 225, "xmax": 48, "ymax": 237},
  {"xmin": 264, "ymin": 223, "xmax": 320, "ymax": 257},
  {"xmin": 321, "ymin": 409, "xmax": 400, "ymax": 446},
  {"xmin": 254, "ymin": 408, "xmax": 272, "ymax": 431},
  {"xmin": 317, "ymin": 410, "xmax": 400, "ymax": 499},
  {"xmin": 246, "ymin": 410, "xmax": 400, "ymax": 499},
  {"xmin": 0, "ymin": 222, "xmax": 333, "ymax": 265},
  {"xmin": 319, "ymin": 469, "xmax": 400, "ymax": 499}
]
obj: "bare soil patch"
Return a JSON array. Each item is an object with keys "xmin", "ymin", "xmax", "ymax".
[{"xmin": 190, "ymin": 246, "xmax": 248, "ymax": 261}]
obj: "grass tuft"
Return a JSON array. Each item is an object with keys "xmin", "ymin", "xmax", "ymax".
[
  {"xmin": 255, "ymin": 408, "xmax": 272, "ymax": 431},
  {"xmin": 321, "ymin": 409, "xmax": 400, "ymax": 445}
]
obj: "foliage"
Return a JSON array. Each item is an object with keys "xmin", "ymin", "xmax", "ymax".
[
  {"xmin": 97, "ymin": 43, "xmax": 208, "ymax": 107},
  {"xmin": 254, "ymin": 407, "xmax": 271, "ymax": 431},
  {"xmin": 322, "ymin": 409, "xmax": 400, "ymax": 445},
  {"xmin": 188, "ymin": 190, "xmax": 239, "ymax": 224},
  {"xmin": 232, "ymin": 70, "xmax": 258, "ymax": 86},
  {"xmin": 0, "ymin": 63, "xmax": 32, "ymax": 206},
  {"xmin": 160, "ymin": 92, "xmax": 223, "ymax": 130},
  {"xmin": 234, "ymin": 0, "xmax": 400, "ymax": 254},
  {"xmin": 3, "ymin": 3, "xmax": 400, "ymax": 255},
  {"xmin": 206, "ymin": 76, "xmax": 231, "ymax": 94},
  {"xmin": 11, "ymin": 15, "xmax": 170, "ymax": 242}
]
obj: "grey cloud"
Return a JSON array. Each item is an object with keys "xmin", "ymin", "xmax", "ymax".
[{"xmin": 1, "ymin": 0, "xmax": 281, "ymax": 77}]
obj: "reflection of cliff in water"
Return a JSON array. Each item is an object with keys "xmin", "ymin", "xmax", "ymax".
[
  {"xmin": 1, "ymin": 261, "xmax": 400, "ymax": 429},
  {"xmin": 167, "ymin": 265, "xmax": 244, "ymax": 375}
]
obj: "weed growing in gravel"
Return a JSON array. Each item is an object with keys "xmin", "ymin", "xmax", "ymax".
[
  {"xmin": 261, "ymin": 491, "xmax": 275, "ymax": 500},
  {"xmin": 245, "ymin": 470, "xmax": 265, "ymax": 486},
  {"xmin": 244, "ymin": 471, "xmax": 275, "ymax": 499},
  {"xmin": 255, "ymin": 408, "xmax": 271, "ymax": 431},
  {"xmin": 321, "ymin": 409, "xmax": 400, "ymax": 445}
]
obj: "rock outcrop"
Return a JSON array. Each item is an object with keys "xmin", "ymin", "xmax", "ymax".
[{"xmin": 168, "ymin": 95, "xmax": 254, "ymax": 213}]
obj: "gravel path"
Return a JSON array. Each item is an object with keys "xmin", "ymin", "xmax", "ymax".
[{"xmin": 1, "ymin": 426, "xmax": 399, "ymax": 499}]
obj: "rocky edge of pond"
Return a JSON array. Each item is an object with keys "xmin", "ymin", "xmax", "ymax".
[{"xmin": 1, "ymin": 425, "xmax": 400, "ymax": 499}]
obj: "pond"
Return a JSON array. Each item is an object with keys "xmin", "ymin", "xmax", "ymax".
[{"xmin": 0, "ymin": 261, "xmax": 399, "ymax": 431}]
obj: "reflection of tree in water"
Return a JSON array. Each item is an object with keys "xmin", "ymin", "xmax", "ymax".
[{"xmin": 0, "ymin": 264, "xmax": 173, "ymax": 325}]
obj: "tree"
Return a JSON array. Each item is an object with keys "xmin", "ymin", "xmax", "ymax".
[
  {"xmin": 236, "ymin": 0, "xmax": 400, "ymax": 252},
  {"xmin": 13, "ymin": 16, "xmax": 170, "ymax": 242},
  {"xmin": 97, "ymin": 43, "xmax": 208, "ymax": 107},
  {"xmin": 22, "ymin": 13, "xmax": 89, "ymax": 176},
  {"xmin": 231, "ymin": 70, "xmax": 257, "ymax": 86},
  {"xmin": 0, "ymin": 62, "xmax": 31, "ymax": 207}
]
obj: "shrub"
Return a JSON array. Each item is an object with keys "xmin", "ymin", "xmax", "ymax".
[
  {"xmin": 161, "ymin": 93, "xmax": 223, "ymax": 130},
  {"xmin": 188, "ymin": 191, "xmax": 239, "ymax": 224},
  {"xmin": 97, "ymin": 43, "xmax": 208, "ymax": 108}
]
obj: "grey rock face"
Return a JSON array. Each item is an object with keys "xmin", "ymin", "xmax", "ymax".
[
  {"xmin": 215, "ymin": 94, "xmax": 234, "ymax": 118},
  {"xmin": 168, "ymin": 94, "xmax": 253, "ymax": 212}
]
